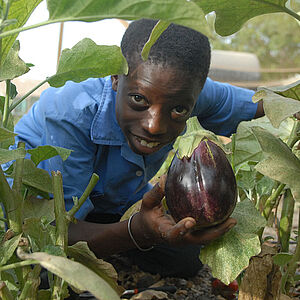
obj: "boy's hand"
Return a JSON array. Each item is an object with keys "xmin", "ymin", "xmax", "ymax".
[{"xmin": 135, "ymin": 175, "xmax": 236, "ymax": 247}]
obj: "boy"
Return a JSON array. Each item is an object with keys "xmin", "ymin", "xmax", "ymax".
[{"xmin": 8, "ymin": 19, "xmax": 263, "ymax": 277}]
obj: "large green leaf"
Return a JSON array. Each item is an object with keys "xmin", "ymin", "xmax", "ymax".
[
  {"xmin": 194, "ymin": 0, "xmax": 289, "ymax": 36},
  {"xmin": 200, "ymin": 199, "xmax": 266, "ymax": 284},
  {"xmin": 48, "ymin": 40, "xmax": 128, "ymax": 87},
  {"xmin": 17, "ymin": 250, "xmax": 121, "ymax": 300},
  {"xmin": 0, "ymin": 0, "xmax": 43, "ymax": 67},
  {"xmin": 46, "ymin": 0, "xmax": 208, "ymax": 33},
  {"xmin": 253, "ymin": 81, "xmax": 300, "ymax": 128},
  {"xmin": 0, "ymin": 41, "xmax": 30, "ymax": 81},
  {"xmin": 27, "ymin": 145, "xmax": 72, "ymax": 166},
  {"xmin": 68, "ymin": 242, "xmax": 121, "ymax": 294},
  {"xmin": 252, "ymin": 126, "xmax": 300, "ymax": 201}
]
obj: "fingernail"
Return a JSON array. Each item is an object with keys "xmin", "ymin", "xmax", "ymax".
[
  {"xmin": 185, "ymin": 220, "xmax": 195, "ymax": 229},
  {"xmin": 226, "ymin": 223, "xmax": 236, "ymax": 232}
]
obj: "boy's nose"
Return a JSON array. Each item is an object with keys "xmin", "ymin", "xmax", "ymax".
[{"xmin": 142, "ymin": 110, "xmax": 168, "ymax": 135}]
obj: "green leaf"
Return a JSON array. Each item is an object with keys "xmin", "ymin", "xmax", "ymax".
[
  {"xmin": 0, "ymin": 148, "xmax": 26, "ymax": 164},
  {"xmin": 273, "ymin": 252, "xmax": 293, "ymax": 266},
  {"xmin": 0, "ymin": 0, "xmax": 43, "ymax": 67},
  {"xmin": 27, "ymin": 145, "xmax": 72, "ymax": 166},
  {"xmin": 68, "ymin": 242, "xmax": 120, "ymax": 294},
  {"xmin": 0, "ymin": 127, "xmax": 17, "ymax": 143},
  {"xmin": 47, "ymin": 0, "xmax": 209, "ymax": 34},
  {"xmin": 200, "ymin": 199, "xmax": 266, "ymax": 284},
  {"xmin": 141, "ymin": 20, "xmax": 171, "ymax": 61},
  {"xmin": 194, "ymin": 0, "xmax": 289, "ymax": 36},
  {"xmin": 8, "ymin": 160, "xmax": 53, "ymax": 193},
  {"xmin": 23, "ymin": 218, "xmax": 56, "ymax": 252},
  {"xmin": 0, "ymin": 41, "xmax": 30, "ymax": 81},
  {"xmin": 23, "ymin": 197, "xmax": 55, "ymax": 223},
  {"xmin": 252, "ymin": 126, "xmax": 300, "ymax": 202},
  {"xmin": 230, "ymin": 122, "xmax": 263, "ymax": 167},
  {"xmin": 17, "ymin": 250, "xmax": 121, "ymax": 300},
  {"xmin": 0, "ymin": 234, "xmax": 22, "ymax": 266},
  {"xmin": 42, "ymin": 244, "xmax": 66, "ymax": 257},
  {"xmin": 48, "ymin": 40, "xmax": 128, "ymax": 87},
  {"xmin": 253, "ymin": 82, "xmax": 300, "ymax": 128},
  {"xmin": 0, "ymin": 97, "xmax": 15, "ymax": 149}
]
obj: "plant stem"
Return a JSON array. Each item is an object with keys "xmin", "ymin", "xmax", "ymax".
[
  {"xmin": 283, "ymin": 208, "xmax": 300, "ymax": 294},
  {"xmin": 7, "ymin": 142, "xmax": 25, "ymax": 234},
  {"xmin": 263, "ymin": 183, "xmax": 285, "ymax": 220},
  {"xmin": 2, "ymin": 80, "xmax": 11, "ymax": 128},
  {"xmin": 67, "ymin": 173, "xmax": 99, "ymax": 219},
  {"xmin": 51, "ymin": 171, "xmax": 68, "ymax": 251},
  {"xmin": 0, "ymin": 165, "xmax": 24, "ymax": 234},
  {"xmin": 18, "ymin": 265, "xmax": 42, "ymax": 300},
  {"xmin": 9, "ymin": 78, "xmax": 49, "ymax": 112},
  {"xmin": 279, "ymin": 189, "xmax": 295, "ymax": 252},
  {"xmin": 0, "ymin": 259, "xmax": 38, "ymax": 272},
  {"xmin": 262, "ymin": 119, "xmax": 300, "ymax": 221},
  {"xmin": 286, "ymin": 119, "xmax": 300, "ymax": 149},
  {"xmin": 282, "ymin": 6, "xmax": 300, "ymax": 22},
  {"xmin": 51, "ymin": 170, "xmax": 69, "ymax": 300}
]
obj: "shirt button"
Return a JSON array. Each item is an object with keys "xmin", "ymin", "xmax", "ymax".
[{"xmin": 136, "ymin": 170, "xmax": 143, "ymax": 177}]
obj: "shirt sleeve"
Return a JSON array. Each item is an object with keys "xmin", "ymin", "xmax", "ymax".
[
  {"xmin": 191, "ymin": 78, "xmax": 257, "ymax": 136},
  {"xmin": 12, "ymin": 79, "xmax": 104, "ymax": 220}
]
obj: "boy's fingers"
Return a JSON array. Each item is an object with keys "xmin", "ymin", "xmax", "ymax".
[
  {"xmin": 158, "ymin": 174, "xmax": 167, "ymax": 193},
  {"xmin": 142, "ymin": 181, "xmax": 165, "ymax": 209},
  {"xmin": 189, "ymin": 218, "xmax": 237, "ymax": 244},
  {"xmin": 163, "ymin": 217, "xmax": 196, "ymax": 242}
]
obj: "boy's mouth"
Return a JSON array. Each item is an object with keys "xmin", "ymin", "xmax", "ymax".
[{"xmin": 136, "ymin": 136, "xmax": 161, "ymax": 149}]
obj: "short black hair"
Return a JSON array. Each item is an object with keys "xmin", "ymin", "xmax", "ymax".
[{"xmin": 121, "ymin": 19, "xmax": 211, "ymax": 88}]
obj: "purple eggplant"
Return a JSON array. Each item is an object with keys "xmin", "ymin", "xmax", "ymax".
[{"xmin": 165, "ymin": 138, "xmax": 237, "ymax": 229}]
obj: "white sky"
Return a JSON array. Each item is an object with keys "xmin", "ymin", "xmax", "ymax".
[{"xmin": 19, "ymin": 2, "xmax": 127, "ymax": 80}]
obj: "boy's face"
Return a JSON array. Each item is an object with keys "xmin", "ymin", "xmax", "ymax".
[{"xmin": 112, "ymin": 62, "xmax": 202, "ymax": 156}]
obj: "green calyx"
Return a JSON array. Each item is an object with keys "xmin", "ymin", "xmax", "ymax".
[{"xmin": 173, "ymin": 117, "xmax": 222, "ymax": 159}]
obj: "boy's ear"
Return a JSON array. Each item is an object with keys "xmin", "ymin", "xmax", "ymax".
[{"xmin": 111, "ymin": 75, "xmax": 119, "ymax": 91}]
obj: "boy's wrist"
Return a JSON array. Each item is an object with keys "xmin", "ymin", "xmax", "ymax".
[{"xmin": 128, "ymin": 212, "xmax": 156, "ymax": 251}]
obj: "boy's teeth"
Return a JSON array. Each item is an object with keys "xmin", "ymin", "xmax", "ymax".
[{"xmin": 140, "ymin": 139, "xmax": 160, "ymax": 148}]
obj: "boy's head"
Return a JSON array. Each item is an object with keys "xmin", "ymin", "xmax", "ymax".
[
  {"xmin": 121, "ymin": 18, "xmax": 211, "ymax": 89},
  {"xmin": 113, "ymin": 19, "xmax": 211, "ymax": 156}
]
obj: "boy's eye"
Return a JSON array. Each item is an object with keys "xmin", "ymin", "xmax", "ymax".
[
  {"xmin": 130, "ymin": 95, "xmax": 147, "ymax": 105},
  {"xmin": 172, "ymin": 105, "xmax": 188, "ymax": 116}
]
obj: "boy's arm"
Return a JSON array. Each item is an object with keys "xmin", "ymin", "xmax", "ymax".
[{"xmin": 193, "ymin": 78, "xmax": 264, "ymax": 136}]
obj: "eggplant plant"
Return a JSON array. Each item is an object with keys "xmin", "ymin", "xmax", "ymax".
[{"xmin": 0, "ymin": 0, "xmax": 300, "ymax": 299}]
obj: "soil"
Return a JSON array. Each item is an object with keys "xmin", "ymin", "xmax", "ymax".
[{"xmin": 107, "ymin": 254, "xmax": 233, "ymax": 300}]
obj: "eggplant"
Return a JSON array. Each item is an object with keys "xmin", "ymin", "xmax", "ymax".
[{"xmin": 165, "ymin": 138, "xmax": 237, "ymax": 229}]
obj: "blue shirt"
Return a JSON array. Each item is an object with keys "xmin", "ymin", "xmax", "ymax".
[{"xmin": 10, "ymin": 76, "xmax": 256, "ymax": 220}]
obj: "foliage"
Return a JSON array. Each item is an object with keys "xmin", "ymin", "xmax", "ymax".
[{"xmin": 0, "ymin": 0, "xmax": 300, "ymax": 299}]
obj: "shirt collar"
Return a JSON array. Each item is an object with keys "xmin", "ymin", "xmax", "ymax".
[{"xmin": 91, "ymin": 77, "xmax": 125, "ymax": 145}]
